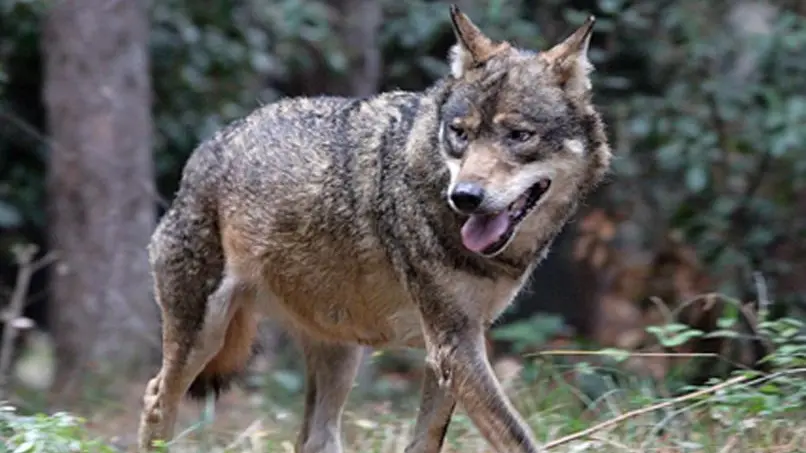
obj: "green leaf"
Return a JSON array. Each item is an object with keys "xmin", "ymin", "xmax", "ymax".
[
  {"xmin": 716, "ymin": 316, "xmax": 736, "ymax": 329},
  {"xmin": 598, "ymin": 0, "xmax": 625, "ymax": 14},
  {"xmin": 647, "ymin": 324, "xmax": 704, "ymax": 348},
  {"xmin": 651, "ymin": 323, "xmax": 692, "ymax": 334},
  {"xmin": 12, "ymin": 441, "xmax": 34, "ymax": 453},
  {"xmin": 0, "ymin": 201, "xmax": 22, "ymax": 228},
  {"xmin": 661, "ymin": 329, "xmax": 704, "ymax": 347},
  {"xmin": 703, "ymin": 329, "xmax": 740, "ymax": 339},
  {"xmin": 487, "ymin": 0, "xmax": 503, "ymax": 21},
  {"xmin": 685, "ymin": 165, "xmax": 708, "ymax": 193}
]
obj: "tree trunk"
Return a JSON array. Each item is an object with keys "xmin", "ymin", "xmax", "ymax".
[{"xmin": 42, "ymin": 0, "xmax": 158, "ymax": 402}]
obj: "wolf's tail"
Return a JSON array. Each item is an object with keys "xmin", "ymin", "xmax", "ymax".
[{"xmin": 186, "ymin": 304, "xmax": 259, "ymax": 400}]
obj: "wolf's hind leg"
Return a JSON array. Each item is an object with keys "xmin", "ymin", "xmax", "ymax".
[
  {"xmin": 294, "ymin": 335, "xmax": 362, "ymax": 453},
  {"xmin": 137, "ymin": 272, "xmax": 248, "ymax": 451},
  {"xmin": 404, "ymin": 365, "xmax": 457, "ymax": 453},
  {"xmin": 136, "ymin": 210, "xmax": 256, "ymax": 453}
]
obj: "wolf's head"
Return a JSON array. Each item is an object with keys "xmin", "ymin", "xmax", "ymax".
[{"xmin": 438, "ymin": 5, "xmax": 611, "ymax": 258}]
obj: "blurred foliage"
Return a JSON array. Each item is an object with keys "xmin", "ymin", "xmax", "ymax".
[
  {"xmin": 0, "ymin": 404, "xmax": 115, "ymax": 453},
  {"xmin": 1, "ymin": 0, "xmax": 805, "ymax": 317},
  {"xmin": 491, "ymin": 314, "xmax": 567, "ymax": 354},
  {"xmin": 605, "ymin": 1, "xmax": 806, "ymax": 305}
]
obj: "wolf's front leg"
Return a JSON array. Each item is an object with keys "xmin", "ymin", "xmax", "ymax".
[
  {"xmin": 416, "ymin": 306, "xmax": 542, "ymax": 453},
  {"xmin": 404, "ymin": 365, "xmax": 457, "ymax": 453},
  {"xmin": 294, "ymin": 335, "xmax": 363, "ymax": 453}
]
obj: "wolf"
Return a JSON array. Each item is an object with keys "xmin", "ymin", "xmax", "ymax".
[{"xmin": 136, "ymin": 5, "xmax": 611, "ymax": 453}]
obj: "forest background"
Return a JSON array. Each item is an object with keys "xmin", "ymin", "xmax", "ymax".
[{"xmin": 1, "ymin": 0, "xmax": 805, "ymax": 451}]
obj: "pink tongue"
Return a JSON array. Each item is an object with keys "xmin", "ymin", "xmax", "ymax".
[{"xmin": 460, "ymin": 212, "xmax": 511, "ymax": 253}]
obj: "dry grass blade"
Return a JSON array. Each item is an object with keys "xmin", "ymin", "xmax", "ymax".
[
  {"xmin": 590, "ymin": 434, "xmax": 642, "ymax": 452},
  {"xmin": 526, "ymin": 349, "xmax": 717, "ymax": 359},
  {"xmin": 543, "ymin": 374, "xmax": 749, "ymax": 450},
  {"xmin": 719, "ymin": 435, "xmax": 738, "ymax": 453}
]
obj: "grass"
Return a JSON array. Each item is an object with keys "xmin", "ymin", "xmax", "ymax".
[
  {"xmin": 2, "ymin": 352, "xmax": 805, "ymax": 453},
  {"xmin": 3, "ymin": 309, "xmax": 805, "ymax": 452}
]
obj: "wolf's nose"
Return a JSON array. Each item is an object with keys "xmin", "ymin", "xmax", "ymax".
[{"xmin": 450, "ymin": 182, "xmax": 485, "ymax": 214}]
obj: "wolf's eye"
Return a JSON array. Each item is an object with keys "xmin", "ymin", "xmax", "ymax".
[
  {"xmin": 449, "ymin": 124, "xmax": 468, "ymax": 142},
  {"xmin": 506, "ymin": 129, "xmax": 534, "ymax": 143}
]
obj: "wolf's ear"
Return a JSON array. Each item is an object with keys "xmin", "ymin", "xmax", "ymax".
[
  {"xmin": 542, "ymin": 16, "xmax": 596, "ymax": 97},
  {"xmin": 448, "ymin": 5, "xmax": 505, "ymax": 78}
]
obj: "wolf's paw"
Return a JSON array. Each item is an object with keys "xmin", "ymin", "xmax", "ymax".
[
  {"xmin": 301, "ymin": 429, "xmax": 345, "ymax": 453},
  {"xmin": 146, "ymin": 374, "xmax": 161, "ymax": 395},
  {"xmin": 142, "ymin": 375, "xmax": 164, "ymax": 424}
]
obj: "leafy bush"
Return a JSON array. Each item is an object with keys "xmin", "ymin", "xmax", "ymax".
[
  {"xmin": 649, "ymin": 304, "xmax": 806, "ymax": 418},
  {"xmin": 0, "ymin": 405, "xmax": 116, "ymax": 453}
]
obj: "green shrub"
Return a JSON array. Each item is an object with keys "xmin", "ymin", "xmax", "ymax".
[{"xmin": 0, "ymin": 405, "xmax": 116, "ymax": 453}]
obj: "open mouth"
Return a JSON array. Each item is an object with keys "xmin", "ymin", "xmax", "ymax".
[{"xmin": 460, "ymin": 179, "xmax": 552, "ymax": 256}]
